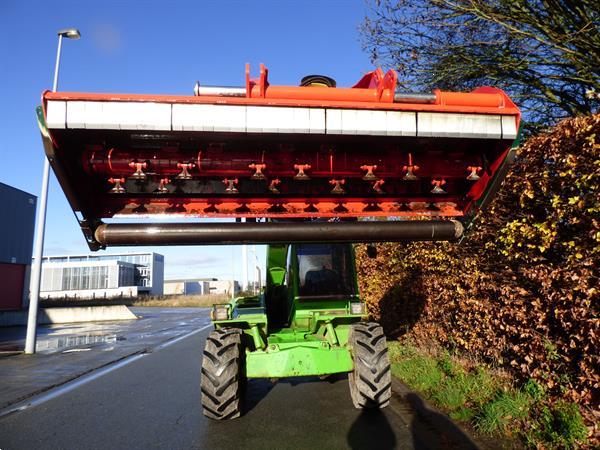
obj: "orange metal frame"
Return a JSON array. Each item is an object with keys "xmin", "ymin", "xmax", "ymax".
[
  {"xmin": 39, "ymin": 63, "xmax": 521, "ymax": 241},
  {"xmin": 43, "ymin": 64, "xmax": 520, "ymax": 117}
]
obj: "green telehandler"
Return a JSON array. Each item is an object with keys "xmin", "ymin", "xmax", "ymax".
[{"xmin": 202, "ymin": 242, "xmax": 390, "ymax": 419}]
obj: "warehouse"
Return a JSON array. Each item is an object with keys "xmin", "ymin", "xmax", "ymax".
[
  {"xmin": 39, "ymin": 252, "xmax": 165, "ymax": 298},
  {"xmin": 0, "ymin": 183, "xmax": 36, "ymax": 310}
]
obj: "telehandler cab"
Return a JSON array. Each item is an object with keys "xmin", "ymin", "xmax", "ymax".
[{"xmin": 37, "ymin": 63, "xmax": 520, "ymax": 419}]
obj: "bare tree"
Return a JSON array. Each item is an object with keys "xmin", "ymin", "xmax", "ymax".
[{"xmin": 362, "ymin": 0, "xmax": 600, "ymax": 128}]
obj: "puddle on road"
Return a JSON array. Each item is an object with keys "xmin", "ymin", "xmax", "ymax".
[{"xmin": 36, "ymin": 334, "xmax": 124, "ymax": 353}]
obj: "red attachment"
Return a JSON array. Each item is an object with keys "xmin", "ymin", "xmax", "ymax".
[
  {"xmin": 268, "ymin": 179, "xmax": 281, "ymax": 194},
  {"xmin": 329, "ymin": 179, "xmax": 346, "ymax": 194},
  {"xmin": 108, "ymin": 178, "xmax": 125, "ymax": 194},
  {"xmin": 293, "ymin": 164, "xmax": 311, "ymax": 180},
  {"xmin": 176, "ymin": 162, "xmax": 195, "ymax": 179},
  {"xmin": 372, "ymin": 179, "xmax": 385, "ymax": 194},
  {"xmin": 223, "ymin": 178, "xmax": 239, "ymax": 194},
  {"xmin": 129, "ymin": 161, "xmax": 147, "ymax": 179},
  {"xmin": 249, "ymin": 163, "xmax": 267, "ymax": 180},
  {"xmin": 40, "ymin": 64, "xmax": 521, "ymax": 229},
  {"xmin": 360, "ymin": 165, "xmax": 378, "ymax": 181},
  {"xmin": 467, "ymin": 166, "xmax": 483, "ymax": 181},
  {"xmin": 157, "ymin": 177, "xmax": 170, "ymax": 193},
  {"xmin": 402, "ymin": 154, "xmax": 420, "ymax": 180},
  {"xmin": 431, "ymin": 178, "xmax": 447, "ymax": 194}
]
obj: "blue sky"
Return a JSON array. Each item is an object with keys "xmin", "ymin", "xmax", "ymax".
[{"xmin": 0, "ymin": 0, "xmax": 374, "ymax": 283}]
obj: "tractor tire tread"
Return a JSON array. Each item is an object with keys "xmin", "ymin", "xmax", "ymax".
[
  {"xmin": 348, "ymin": 322, "xmax": 392, "ymax": 409},
  {"xmin": 201, "ymin": 328, "xmax": 243, "ymax": 420}
]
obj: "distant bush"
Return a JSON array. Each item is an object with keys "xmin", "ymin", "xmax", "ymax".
[{"xmin": 358, "ymin": 115, "xmax": 599, "ymax": 439}]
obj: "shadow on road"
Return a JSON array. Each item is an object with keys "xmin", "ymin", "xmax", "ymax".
[
  {"xmin": 347, "ymin": 409, "xmax": 397, "ymax": 450},
  {"xmin": 242, "ymin": 373, "xmax": 345, "ymax": 415},
  {"xmin": 407, "ymin": 393, "xmax": 480, "ymax": 450}
]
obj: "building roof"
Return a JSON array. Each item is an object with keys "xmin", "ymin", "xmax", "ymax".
[{"xmin": 165, "ymin": 278, "xmax": 218, "ymax": 283}]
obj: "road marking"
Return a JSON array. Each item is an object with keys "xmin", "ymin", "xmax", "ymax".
[{"xmin": 0, "ymin": 324, "xmax": 213, "ymax": 419}]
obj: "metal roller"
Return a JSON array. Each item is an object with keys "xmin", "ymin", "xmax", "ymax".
[{"xmin": 94, "ymin": 220, "xmax": 464, "ymax": 246}]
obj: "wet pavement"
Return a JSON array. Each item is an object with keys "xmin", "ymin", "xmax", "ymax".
[
  {"xmin": 0, "ymin": 307, "xmax": 211, "ymax": 410},
  {"xmin": 0, "ymin": 317, "xmax": 483, "ymax": 450}
]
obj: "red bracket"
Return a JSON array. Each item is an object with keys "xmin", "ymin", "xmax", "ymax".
[
  {"xmin": 223, "ymin": 178, "xmax": 239, "ymax": 194},
  {"xmin": 467, "ymin": 166, "xmax": 482, "ymax": 181},
  {"xmin": 402, "ymin": 153, "xmax": 420, "ymax": 180},
  {"xmin": 108, "ymin": 177, "xmax": 126, "ymax": 194},
  {"xmin": 372, "ymin": 179, "xmax": 385, "ymax": 194},
  {"xmin": 128, "ymin": 160, "xmax": 147, "ymax": 180},
  {"xmin": 431, "ymin": 178, "xmax": 447, "ymax": 194},
  {"xmin": 176, "ymin": 162, "xmax": 195, "ymax": 179},
  {"xmin": 268, "ymin": 179, "xmax": 281, "ymax": 194},
  {"xmin": 249, "ymin": 163, "xmax": 267, "ymax": 180},
  {"xmin": 329, "ymin": 178, "xmax": 346, "ymax": 194},
  {"xmin": 360, "ymin": 164, "xmax": 379, "ymax": 181},
  {"xmin": 157, "ymin": 177, "xmax": 170, "ymax": 193},
  {"xmin": 294, "ymin": 164, "xmax": 311, "ymax": 180}
]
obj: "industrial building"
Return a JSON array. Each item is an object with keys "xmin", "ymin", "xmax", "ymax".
[
  {"xmin": 164, "ymin": 278, "xmax": 240, "ymax": 297},
  {"xmin": 39, "ymin": 252, "xmax": 164, "ymax": 299},
  {"xmin": 0, "ymin": 183, "xmax": 36, "ymax": 310}
]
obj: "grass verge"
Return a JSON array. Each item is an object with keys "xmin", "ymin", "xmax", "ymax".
[
  {"xmin": 130, "ymin": 294, "xmax": 230, "ymax": 307},
  {"xmin": 40, "ymin": 294, "xmax": 230, "ymax": 308},
  {"xmin": 389, "ymin": 340, "xmax": 588, "ymax": 449}
]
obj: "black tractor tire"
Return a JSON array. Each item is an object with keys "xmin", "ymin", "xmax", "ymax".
[
  {"xmin": 348, "ymin": 322, "xmax": 392, "ymax": 409},
  {"xmin": 201, "ymin": 328, "xmax": 244, "ymax": 420}
]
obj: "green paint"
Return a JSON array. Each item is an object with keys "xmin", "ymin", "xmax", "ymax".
[{"xmin": 246, "ymin": 342, "xmax": 353, "ymax": 378}]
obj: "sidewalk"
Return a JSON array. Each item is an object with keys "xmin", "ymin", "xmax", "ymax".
[{"xmin": 0, "ymin": 307, "xmax": 210, "ymax": 411}]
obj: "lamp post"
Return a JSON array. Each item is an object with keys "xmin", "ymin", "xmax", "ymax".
[{"xmin": 24, "ymin": 28, "xmax": 81, "ymax": 355}]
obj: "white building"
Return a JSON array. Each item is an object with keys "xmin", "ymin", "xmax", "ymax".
[
  {"xmin": 39, "ymin": 252, "xmax": 164, "ymax": 299},
  {"xmin": 164, "ymin": 278, "xmax": 240, "ymax": 297}
]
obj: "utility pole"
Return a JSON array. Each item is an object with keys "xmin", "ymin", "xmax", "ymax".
[{"xmin": 25, "ymin": 28, "xmax": 81, "ymax": 354}]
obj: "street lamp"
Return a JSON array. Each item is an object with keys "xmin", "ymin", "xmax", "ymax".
[{"xmin": 24, "ymin": 28, "xmax": 81, "ymax": 354}]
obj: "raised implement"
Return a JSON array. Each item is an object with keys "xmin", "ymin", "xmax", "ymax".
[
  {"xmin": 38, "ymin": 63, "xmax": 520, "ymax": 249},
  {"xmin": 37, "ymin": 64, "xmax": 521, "ymax": 419}
]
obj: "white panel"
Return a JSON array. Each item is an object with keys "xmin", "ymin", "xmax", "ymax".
[
  {"xmin": 292, "ymin": 108, "xmax": 311, "ymax": 133},
  {"xmin": 264, "ymin": 106, "xmax": 286, "ymax": 133},
  {"xmin": 272, "ymin": 107, "xmax": 296, "ymax": 133},
  {"xmin": 417, "ymin": 113, "xmax": 502, "ymax": 139},
  {"xmin": 308, "ymin": 108, "xmax": 325, "ymax": 134},
  {"xmin": 115, "ymin": 102, "xmax": 171, "ymax": 131},
  {"xmin": 138, "ymin": 103, "xmax": 171, "ymax": 131},
  {"xmin": 100, "ymin": 102, "xmax": 127, "ymax": 130},
  {"xmin": 212, "ymin": 105, "xmax": 246, "ymax": 132},
  {"xmin": 354, "ymin": 110, "xmax": 388, "ymax": 136},
  {"xmin": 247, "ymin": 106, "xmax": 315, "ymax": 134},
  {"xmin": 341, "ymin": 109, "xmax": 359, "ymax": 135},
  {"xmin": 172, "ymin": 104, "xmax": 215, "ymax": 131},
  {"xmin": 65, "ymin": 101, "xmax": 170, "ymax": 131},
  {"xmin": 246, "ymin": 106, "xmax": 264, "ymax": 133},
  {"xmin": 501, "ymin": 115, "xmax": 518, "ymax": 139},
  {"xmin": 82, "ymin": 102, "xmax": 108, "ymax": 130},
  {"xmin": 386, "ymin": 111, "xmax": 417, "ymax": 136},
  {"xmin": 325, "ymin": 109, "xmax": 342, "ymax": 134},
  {"xmin": 46, "ymin": 101, "xmax": 66, "ymax": 129},
  {"xmin": 65, "ymin": 101, "xmax": 86, "ymax": 128}
]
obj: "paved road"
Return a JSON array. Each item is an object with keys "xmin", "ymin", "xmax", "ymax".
[
  {"xmin": 0, "ymin": 323, "xmax": 479, "ymax": 450},
  {"xmin": 0, "ymin": 308, "xmax": 210, "ymax": 410}
]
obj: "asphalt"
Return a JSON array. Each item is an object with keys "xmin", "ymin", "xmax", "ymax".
[
  {"xmin": 0, "ymin": 307, "xmax": 210, "ymax": 410},
  {"xmin": 0, "ymin": 311, "xmax": 483, "ymax": 450}
]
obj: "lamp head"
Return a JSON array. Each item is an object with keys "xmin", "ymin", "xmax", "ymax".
[{"xmin": 57, "ymin": 28, "xmax": 81, "ymax": 40}]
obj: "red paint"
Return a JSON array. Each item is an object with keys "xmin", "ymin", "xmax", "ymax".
[{"xmin": 0, "ymin": 263, "xmax": 26, "ymax": 310}]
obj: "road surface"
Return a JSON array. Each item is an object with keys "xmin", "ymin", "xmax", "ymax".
[{"xmin": 0, "ymin": 318, "xmax": 478, "ymax": 449}]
